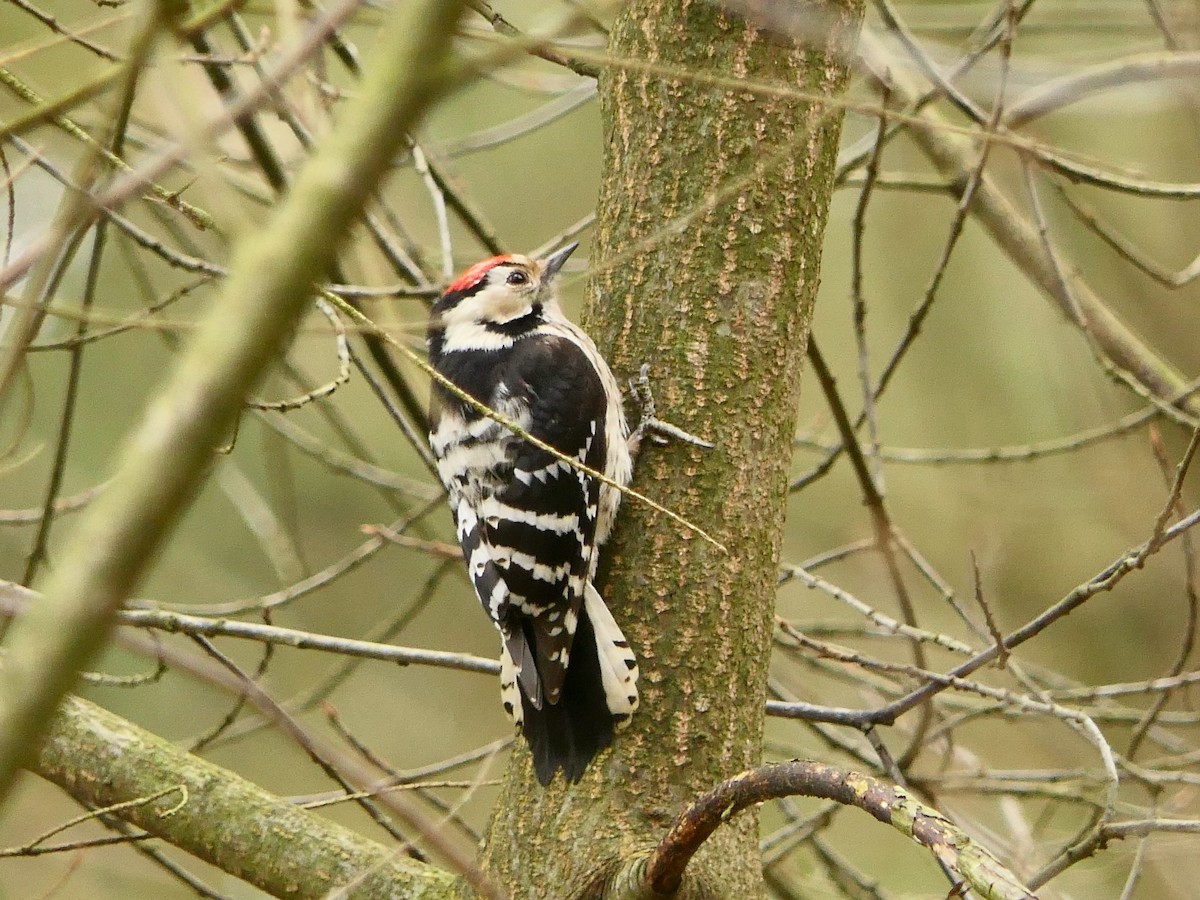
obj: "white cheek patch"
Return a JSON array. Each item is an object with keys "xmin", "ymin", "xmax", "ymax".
[
  {"xmin": 440, "ymin": 321, "xmax": 520, "ymax": 353},
  {"xmin": 491, "ymin": 298, "xmax": 535, "ymax": 324},
  {"xmin": 442, "ymin": 285, "xmax": 534, "ymax": 328}
]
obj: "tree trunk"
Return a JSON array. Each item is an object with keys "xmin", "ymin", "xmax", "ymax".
[{"xmin": 478, "ymin": 2, "xmax": 862, "ymax": 897}]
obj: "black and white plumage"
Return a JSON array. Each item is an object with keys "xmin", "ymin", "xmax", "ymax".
[{"xmin": 427, "ymin": 243, "xmax": 639, "ymax": 785}]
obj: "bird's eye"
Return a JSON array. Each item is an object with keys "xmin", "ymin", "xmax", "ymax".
[{"xmin": 506, "ymin": 271, "xmax": 528, "ymax": 286}]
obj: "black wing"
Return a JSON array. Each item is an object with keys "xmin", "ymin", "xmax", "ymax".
[{"xmin": 480, "ymin": 334, "xmax": 609, "ymax": 707}]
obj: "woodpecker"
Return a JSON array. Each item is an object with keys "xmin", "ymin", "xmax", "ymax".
[{"xmin": 427, "ymin": 243, "xmax": 639, "ymax": 785}]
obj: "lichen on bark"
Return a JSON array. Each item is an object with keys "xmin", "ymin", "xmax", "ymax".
[{"xmin": 477, "ymin": 2, "xmax": 863, "ymax": 897}]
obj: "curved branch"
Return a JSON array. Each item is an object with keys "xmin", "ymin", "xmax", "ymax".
[
  {"xmin": 642, "ymin": 761, "xmax": 1036, "ymax": 900},
  {"xmin": 1005, "ymin": 51, "xmax": 1200, "ymax": 129}
]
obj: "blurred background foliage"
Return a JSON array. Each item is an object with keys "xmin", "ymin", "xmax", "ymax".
[{"xmin": 2, "ymin": 0, "xmax": 1200, "ymax": 897}]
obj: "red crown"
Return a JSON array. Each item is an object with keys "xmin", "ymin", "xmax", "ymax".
[{"xmin": 445, "ymin": 255, "xmax": 516, "ymax": 294}]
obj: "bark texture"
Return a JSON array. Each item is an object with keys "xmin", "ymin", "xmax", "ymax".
[{"xmin": 479, "ymin": 3, "xmax": 862, "ymax": 897}]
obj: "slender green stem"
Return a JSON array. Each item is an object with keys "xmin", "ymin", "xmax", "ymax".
[{"xmin": 0, "ymin": 0, "xmax": 470, "ymax": 806}]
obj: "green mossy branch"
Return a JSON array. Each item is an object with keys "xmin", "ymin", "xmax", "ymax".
[{"xmin": 35, "ymin": 695, "xmax": 456, "ymax": 899}]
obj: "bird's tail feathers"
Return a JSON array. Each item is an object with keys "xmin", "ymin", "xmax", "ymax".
[
  {"xmin": 501, "ymin": 587, "xmax": 640, "ymax": 785},
  {"xmin": 583, "ymin": 582, "xmax": 639, "ymax": 721},
  {"xmin": 520, "ymin": 606, "xmax": 611, "ymax": 784}
]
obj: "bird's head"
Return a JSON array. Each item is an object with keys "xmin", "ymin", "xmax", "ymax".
[{"xmin": 431, "ymin": 243, "xmax": 577, "ymax": 335}]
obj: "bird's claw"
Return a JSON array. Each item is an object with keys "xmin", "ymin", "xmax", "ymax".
[{"xmin": 627, "ymin": 364, "xmax": 715, "ymax": 456}]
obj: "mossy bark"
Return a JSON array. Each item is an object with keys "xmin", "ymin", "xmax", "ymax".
[
  {"xmin": 36, "ymin": 695, "xmax": 456, "ymax": 899},
  {"xmin": 478, "ymin": 3, "xmax": 862, "ymax": 897}
]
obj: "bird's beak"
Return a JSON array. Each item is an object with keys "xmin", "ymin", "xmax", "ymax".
[{"xmin": 540, "ymin": 242, "xmax": 579, "ymax": 281}]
